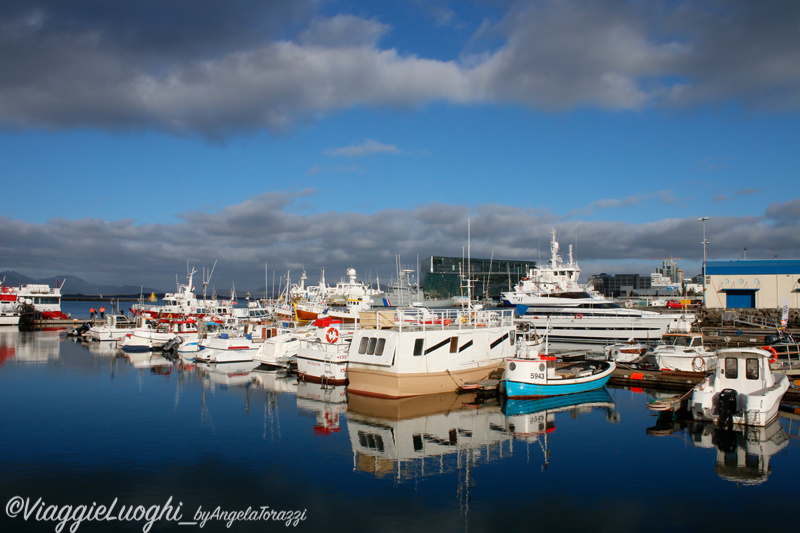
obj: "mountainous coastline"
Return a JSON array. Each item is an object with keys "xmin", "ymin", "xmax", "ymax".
[{"xmin": 0, "ymin": 270, "xmax": 161, "ymax": 297}]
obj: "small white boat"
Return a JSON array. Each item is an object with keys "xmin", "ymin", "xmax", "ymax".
[
  {"xmin": 689, "ymin": 347, "xmax": 789, "ymax": 427},
  {"xmin": 296, "ymin": 324, "xmax": 353, "ymax": 385},
  {"xmin": 121, "ymin": 318, "xmax": 199, "ymax": 353},
  {"xmin": 85, "ymin": 314, "xmax": 136, "ymax": 342},
  {"xmin": 504, "ymin": 355, "xmax": 615, "ymax": 398},
  {"xmin": 651, "ymin": 332, "xmax": 716, "ymax": 373},
  {"xmin": 196, "ymin": 331, "xmax": 260, "ymax": 363},
  {"xmin": 603, "ymin": 339, "xmax": 648, "ymax": 363}
]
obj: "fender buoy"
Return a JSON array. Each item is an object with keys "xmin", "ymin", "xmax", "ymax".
[
  {"xmin": 574, "ymin": 314, "xmax": 583, "ymax": 319},
  {"xmin": 326, "ymin": 327, "xmax": 339, "ymax": 344},
  {"xmin": 761, "ymin": 346, "xmax": 779, "ymax": 364}
]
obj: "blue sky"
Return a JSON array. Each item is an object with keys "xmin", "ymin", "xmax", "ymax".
[{"xmin": 1, "ymin": 0, "xmax": 799, "ymax": 291}]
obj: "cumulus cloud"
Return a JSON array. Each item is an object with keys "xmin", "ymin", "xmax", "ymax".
[
  {"xmin": 2, "ymin": 195, "xmax": 799, "ymax": 290},
  {"xmin": 0, "ymin": 1, "xmax": 798, "ymax": 138}
]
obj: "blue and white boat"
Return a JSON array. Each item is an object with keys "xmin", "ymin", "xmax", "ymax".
[{"xmin": 504, "ymin": 354, "xmax": 615, "ymax": 398}]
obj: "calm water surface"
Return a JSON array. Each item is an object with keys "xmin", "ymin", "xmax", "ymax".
[{"xmin": 1, "ymin": 326, "xmax": 798, "ymax": 533}]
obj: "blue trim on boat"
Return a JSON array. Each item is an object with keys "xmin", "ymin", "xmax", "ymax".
[
  {"xmin": 504, "ymin": 388, "xmax": 612, "ymax": 416},
  {"xmin": 505, "ymin": 373, "xmax": 612, "ymax": 398}
]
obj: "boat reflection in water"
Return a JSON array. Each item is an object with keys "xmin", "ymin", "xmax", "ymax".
[
  {"xmin": 686, "ymin": 418, "xmax": 789, "ymax": 485},
  {"xmin": 503, "ymin": 389, "xmax": 619, "ymax": 468},
  {"xmin": 296, "ymin": 381, "xmax": 348, "ymax": 435},
  {"xmin": 646, "ymin": 404, "xmax": 790, "ymax": 486},
  {"xmin": 0, "ymin": 327, "xmax": 63, "ymax": 364},
  {"xmin": 347, "ymin": 392, "xmax": 511, "ymax": 482}
]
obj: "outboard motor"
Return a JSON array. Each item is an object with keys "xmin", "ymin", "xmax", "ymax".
[
  {"xmin": 70, "ymin": 322, "xmax": 92, "ymax": 337},
  {"xmin": 717, "ymin": 388, "xmax": 738, "ymax": 430},
  {"xmin": 162, "ymin": 336, "xmax": 183, "ymax": 353}
]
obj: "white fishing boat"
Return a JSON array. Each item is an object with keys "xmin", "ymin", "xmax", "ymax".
[
  {"xmin": 120, "ymin": 317, "xmax": 200, "ymax": 353},
  {"xmin": 295, "ymin": 323, "xmax": 353, "ymax": 385},
  {"xmin": 325, "ymin": 268, "xmax": 382, "ymax": 306},
  {"xmin": 194, "ymin": 321, "xmax": 273, "ymax": 363},
  {"xmin": 196, "ymin": 332, "xmax": 259, "ymax": 363},
  {"xmin": 84, "ymin": 314, "xmax": 136, "ymax": 342},
  {"xmin": 0, "ymin": 283, "xmax": 21, "ymax": 326},
  {"xmin": 505, "ymin": 230, "xmax": 694, "ymax": 343},
  {"xmin": 652, "ymin": 332, "xmax": 716, "ymax": 373},
  {"xmin": 689, "ymin": 347, "xmax": 789, "ymax": 427},
  {"xmin": 133, "ymin": 267, "xmax": 238, "ymax": 323},
  {"xmin": 253, "ymin": 319, "xmax": 334, "ymax": 368},
  {"xmin": 504, "ymin": 354, "xmax": 615, "ymax": 398},
  {"xmin": 9, "ymin": 282, "xmax": 69, "ymax": 322},
  {"xmin": 603, "ymin": 339, "xmax": 649, "ymax": 363},
  {"xmin": 346, "ymin": 305, "xmax": 516, "ymax": 398}
]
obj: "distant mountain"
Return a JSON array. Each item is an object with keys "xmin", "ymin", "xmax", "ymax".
[{"xmin": 0, "ymin": 271, "xmax": 160, "ymax": 297}]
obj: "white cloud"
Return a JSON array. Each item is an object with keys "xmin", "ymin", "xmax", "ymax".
[{"xmin": 324, "ymin": 139, "xmax": 401, "ymax": 157}]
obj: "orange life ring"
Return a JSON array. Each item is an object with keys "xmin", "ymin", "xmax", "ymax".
[
  {"xmin": 574, "ymin": 313, "xmax": 583, "ymax": 319},
  {"xmin": 326, "ymin": 327, "xmax": 339, "ymax": 344},
  {"xmin": 761, "ymin": 346, "xmax": 778, "ymax": 364},
  {"xmin": 692, "ymin": 356, "xmax": 705, "ymax": 372}
]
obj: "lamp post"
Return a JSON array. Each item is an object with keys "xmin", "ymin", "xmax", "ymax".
[{"xmin": 698, "ymin": 217, "xmax": 709, "ymax": 306}]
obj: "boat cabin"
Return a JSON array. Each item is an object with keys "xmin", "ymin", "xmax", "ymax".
[{"xmin": 715, "ymin": 348, "xmax": 775, "ymax": 394}]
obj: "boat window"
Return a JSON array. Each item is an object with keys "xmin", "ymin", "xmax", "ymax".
[
  {"xmin": 413, "ymin": 338, "xmax": 424, "ymax": 356},
  {"xmin": 367, "ymin": 337, "xmax": 377, "ymax": 355},
  {"xmin": 358, "ymin": 337, "xmax": 369, "ymax": 354},
  {"xmin": 357, "ymin": 431, "xmax": 384, "ymax": 452},
  {"xmin": 450, "ymin": 337, "xmax": 459, "ymax": 353},
  {"xmin": 745, "ymin": 358, "xmax": 759, "ymax": 380},
  {"xmin": 375, "ymin": 338, "xmax": 386, "ymax": 356},
  {"xmin": 725, "ymin": 357, "xmax": 738, "ymax": 379}
]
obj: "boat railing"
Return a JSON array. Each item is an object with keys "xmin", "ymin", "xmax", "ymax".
[{"xmin": 392, "ymin": 307, "xmax": 515, "ymax": 332}]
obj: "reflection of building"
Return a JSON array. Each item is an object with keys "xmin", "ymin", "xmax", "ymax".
[
  {"xmin": 347, "ymin": 393, "xmax": 512, "ymax": 482},
  {"xmin": 705, "ymin": 259, "xmax": 800, "ymax": 309},
  {"xmin": 686, "ymin": 419, "xmax": 789, "ymax": 485}
]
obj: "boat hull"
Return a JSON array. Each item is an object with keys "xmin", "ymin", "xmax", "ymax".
[
  {"xmin": 504, "ymin": 359, "xmax": 615, "ymax": 398},
  {"xmin": 347, "ymin": 360, "xmax": 504, "ymax": 399}
]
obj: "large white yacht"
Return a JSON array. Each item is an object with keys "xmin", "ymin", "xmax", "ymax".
[{"xmin": 504, "ymin": 229, "xmax": 694, "ymax": 344}]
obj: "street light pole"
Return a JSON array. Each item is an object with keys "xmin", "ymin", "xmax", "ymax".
[{"xmin": 698, "ymin": 217, "xmax": 709, "ymax": 307}]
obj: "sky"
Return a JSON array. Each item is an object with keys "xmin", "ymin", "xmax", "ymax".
[{"xmin": 1, "ymin": 0, "xmax": 799, "ymax": 292}]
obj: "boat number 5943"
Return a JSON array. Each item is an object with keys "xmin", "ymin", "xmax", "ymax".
[{"xmin": 529, "ymin": 372, "xmax": 545, "ymax": 380}]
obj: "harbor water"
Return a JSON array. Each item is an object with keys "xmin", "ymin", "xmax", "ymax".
[{"xmin": 1, "ymin": 326, "xmax": 799, "ymax": 533}]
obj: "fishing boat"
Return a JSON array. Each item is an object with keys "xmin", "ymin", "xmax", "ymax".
[
  {"xmin": 346, "ymin": 304, "xmax": 516, "ymax": 398},
  {"xmin": 120, "ymin": 317, "xmax": 199, "ymax": 353},
  {"xmin": 689, "ymin": 347, "xmax": 789, "ymax": 427},
  {"xmin": 651, "ymin": 332, "xmax": 716, "ymax": 373},
  {"xmin": 0, "ymin": 282, "xmax": 21, "ymax": 326},
  {"xmin": 5, "ymin": 282, "xmax": 69, "ymax": 322},
  {"xmin": 84, "ymin": 314, "xmax": 136, "ymax": 342},
  {"xmin": 503, "ymin": 353, "xmax": 615, "ymax": 398},
  {"xmin": 603, "ymin": 339, "xmax": 649, "ymax": 363},
  {"xmin": 295, "ymin": 322, "xmax": 354, "ymax": 385}
]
